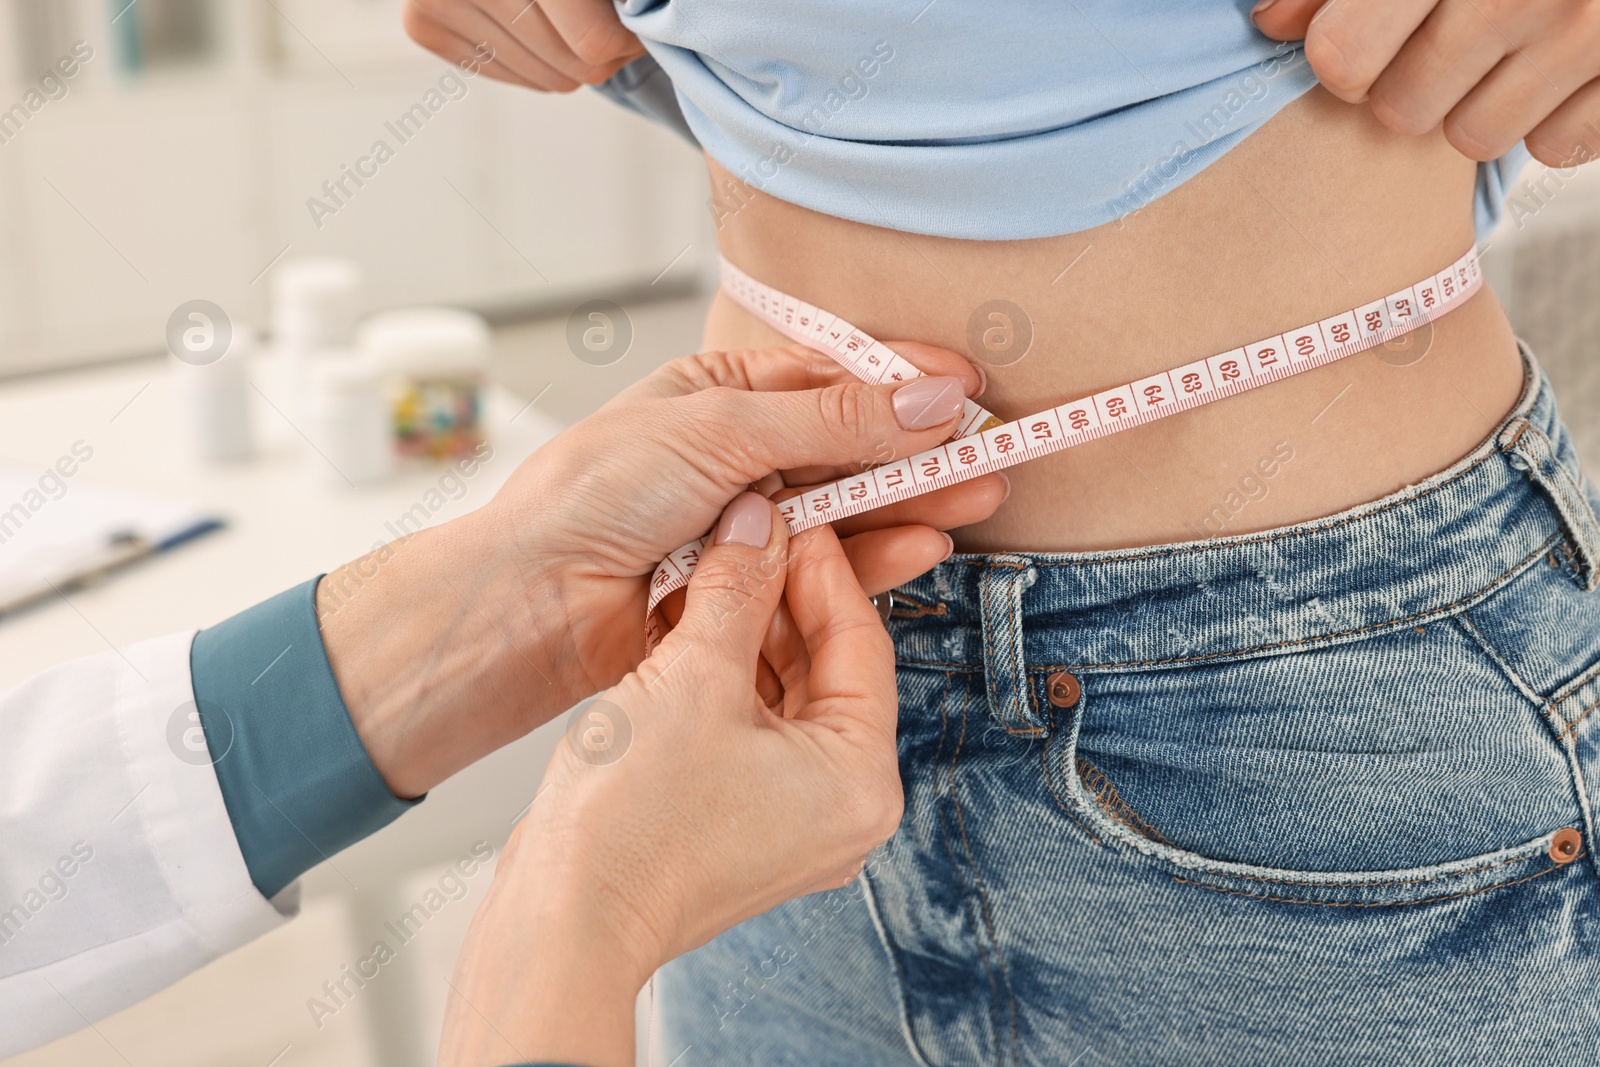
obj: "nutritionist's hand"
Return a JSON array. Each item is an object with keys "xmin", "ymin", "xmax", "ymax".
[
  {"xmin": 438, "ymin": 500, "xmax": 904, "ymax": 1067},
  {"xmin": 317, "ymin": 343, "xmax": 999, "ymax": 799}
]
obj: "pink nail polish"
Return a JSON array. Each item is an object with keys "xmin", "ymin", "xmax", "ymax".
[
  {"xmin": 893, "ymin": 377, "xmax": 964, "ymax": 431},
  {"xmin": 714, "ymin": 491, "xmax": 772, "ymax": 548}
]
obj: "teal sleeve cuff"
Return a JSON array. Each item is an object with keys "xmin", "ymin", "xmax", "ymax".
[{"xmin": 190, "ymin": 576, "xmax": 423, "ymax": 899}]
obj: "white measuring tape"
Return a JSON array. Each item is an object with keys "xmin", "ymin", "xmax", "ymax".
[{"xmin": 645, "ymin": 247, "xmax": 1483, "ymax": 643}]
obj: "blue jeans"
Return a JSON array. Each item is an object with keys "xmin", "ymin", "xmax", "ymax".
[{"xmin": 655, "ymin": 346, "xmax": 1600, "ymax": 1065}]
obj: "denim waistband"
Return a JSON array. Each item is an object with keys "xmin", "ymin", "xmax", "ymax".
[{"xmin": 891, "ymin": 345, "xmax": 1600, "ymax": 676}]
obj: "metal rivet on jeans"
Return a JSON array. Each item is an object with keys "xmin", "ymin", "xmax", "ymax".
[
  {"xmin": 871, "ymin": 591, "xmax": 894, "ymax": 626},
  {"xmin": 1549, "ymin": 827, "xmax": 1583, "ymax": 864},
  {"xmin": 1046, "ymin": 670, "xmax": 1080, "ymax": 708}
]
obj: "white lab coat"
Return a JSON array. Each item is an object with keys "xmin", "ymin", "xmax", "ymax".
[{"xmin": 0, "ymin": 634, "xmax": 291, "ymax": 1056}]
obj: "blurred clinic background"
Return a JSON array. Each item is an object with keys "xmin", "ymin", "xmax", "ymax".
[{"xmin": 1, "ymin": 2, "xmax": 1598, "ymax": 1065}]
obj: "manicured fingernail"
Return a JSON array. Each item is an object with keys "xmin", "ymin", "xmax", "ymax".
[
  {"xmin": 997, "ymin": 472, "xmax": 1012, "ymax": 503},
  {"xmin": 941, "ymin": 533, "xmax": 955, "ymax": 560},
  {"xmin": 971, "ymin": 363, "xmax": 988, "ymax": 398},
  {"xmin": 1250, "ymin": 0, "xmax": 1277, "ymax": 15},
  {"xmin": 713, "ymin": 491, "xmax": 772, "ymax": 548},
  {"xmin": 894, "ymin": 376, "xmax": 964, "ymax": 431}
]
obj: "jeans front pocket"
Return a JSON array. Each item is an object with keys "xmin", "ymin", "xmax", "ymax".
[{"xmin": 1039, "ymin": 615, "xmax": 1589, "ymax": 907}]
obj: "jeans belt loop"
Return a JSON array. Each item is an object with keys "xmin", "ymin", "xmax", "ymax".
[
  {"xmin": 978, "ymin": 557, "xmax": 1047, "ymax": 736},
  {"xmin": 1499, "ymin": 415, "xmax": 1600, "ymax": 591}
]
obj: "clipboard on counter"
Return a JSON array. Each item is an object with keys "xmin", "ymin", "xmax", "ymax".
[{"xmin": 0, "ymin": 464, "xmax": 224, "ymax": 621}]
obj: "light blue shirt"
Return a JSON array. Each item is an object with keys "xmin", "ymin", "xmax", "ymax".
[{"xmin": 600, "ymin": 0, "xmax": 1527, "ymax": 241}]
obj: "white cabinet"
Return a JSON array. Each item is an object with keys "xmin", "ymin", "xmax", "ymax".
[
  {"xmin": 12, "ymin": 81, "xmax": 267, "ymax": 364},
  {"xmin": 0, "ymin": 0, "xmax": 709, "ymax": 375},
  {"xmin": 485, "ymin": 85, "xmax": 710, "ymax": 299},
  {"xmin": 262, "ymin": 70, "xmax": 511, "ymax": 308}
]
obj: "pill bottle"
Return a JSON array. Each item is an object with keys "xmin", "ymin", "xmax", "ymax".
[
  {"xmin": 357, "ymin": 308, "xmax": 490, "ymax": 460},
  {"xmin": 271, "ymin": 258, "xmax": 361, "ymax": 423},
  {"xmin": 305, "ymin": 352, "xmax": 393, "ymax": 486},
  {"xmin": 173, "ymin": 326, "xmax": 256, "ymax": 464}
]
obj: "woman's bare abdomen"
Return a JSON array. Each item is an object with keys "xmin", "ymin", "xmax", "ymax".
[{"xmin": 701, "ymin": 88, "xmax": 1525, "ymax": 553}]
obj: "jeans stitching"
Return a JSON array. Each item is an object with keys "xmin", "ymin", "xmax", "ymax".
[
  {"xmin": 954, "ymin": 677, "xmax": 1024, "ymax": 1067},
  {"xmin": 985, "ymin": 598, "xmax": 1049, "ymax": 739},
  {"xmin": 858, "ymin": 873, "xmax": 932, "ymax": 1067},
  {"xmin": 1501, "ymin": 420, "xmax": 1531, "ymax": 451},
  {"xmin": 1044, "ymin": 659, "xmax": 1558, "ymax": 898},
  {"xmin": 898, "ymin": 535, "xmax": 1560, "ymax": 672},
  {"xmin": 932, "ymin": 671, "xmax": 952, "ymax": 764},
  {"xmin": 1555, "ymin": 721, "xmax": 1600, "ymax": 881},
  {"xmin": 1503, "ymin": 417, "xmax": 1600, "ymax": 590},
  {"xmin": 876, "ymin": 671, "xmax": 953, "ymax": 1066},
  {"xmin": 981, "ymin": 569, "xmax": 1014, "ymax": 735},
  {"xmin": 1030, "ymin": 533, "xmax": 1560, "ymax": 672},
  {"xmin": 1452, "ymin": 611, "xmax": 1587, "ymax": 770},
  {"xmin": 1172, "ymin": 858, "xmax": 1569, "ymax": 907},
  {"xmin": 1184, "ymin": 849, "xmax": 1537, "ymax": 889},
  {"xmin": 1075, "ymin": 756, "xmax": 1175, "ymax": 847},
  {"xmin": 1553, "ymin": 654, "xmax": 1600, "ymax": 704},
  {"xmin": 892, "ymin": 591, "xmax": 949, "ymax": 619},
  {"xmin": 981, "ymin": 565, "xmax": 1048, "ymax": 738},
  {"xmin": 1021, "ymin": 671, "xmax": 1045, "ymax": 736},
  {"xmin": 1562, "ymin": 690, "xmax": 1600, "ymax": 740},
  {"xmin": 1547, "ymin": 451, "xmax": 1597, "ymax": 580},
  {"xmin": 934, "ymin": 681, "xmax": 1009, "ymax": 1067},
  {"xmin": 1452, "ymin": 610, "xmax": 1544, "ymax": 709},
  {"xmin": 1040, "ymin": 711, "xmax": 1103, "ymax": 846},
  {"xmin": 949, "ymin": 776, "xmax": 1023, "ymax": 1063}
]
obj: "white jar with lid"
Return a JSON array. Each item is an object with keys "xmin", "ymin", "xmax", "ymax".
[{"xmin": 357, "ymin": 308, "xmax": 490, "ymax": 460}]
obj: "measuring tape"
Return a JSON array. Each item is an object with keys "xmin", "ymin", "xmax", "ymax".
[{"xmin": 646, "ymin": 247, "xmax": 1483, "ymax": 643}]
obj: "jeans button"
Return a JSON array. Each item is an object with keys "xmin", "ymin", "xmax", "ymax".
[
  {"xmin": 1046, "ymin": 671, "xmax": 1081, "ymax": 708},
  {"xmin": 1549, "ymin": 827, "xmax": 1583, "ymax": 864}
]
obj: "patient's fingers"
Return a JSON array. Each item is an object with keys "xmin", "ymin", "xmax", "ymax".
[
  {"xmin": 1526, "ymin": 77, "xmax": 1600, "ymax": 167},
  {"xmin": 1247, "ymin": 0, "xmax": 1327, "ymax": 41},
  {"xmin": 1253, "ymin": 0, "xmax": 1439, "ymax": 104},
  {"xmin": 401, "ymin": 9, "xmax": 542, "ymax": 88}
]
